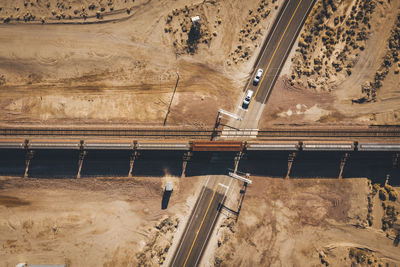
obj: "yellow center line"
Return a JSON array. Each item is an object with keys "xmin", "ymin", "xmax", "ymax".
[
  {"xmin": 248, "ymin": 0, "xmax": 304, "ymax": 110},
  {"xmin": 183, "ymin": 184, "xmax": 218, "ymax": 267}
]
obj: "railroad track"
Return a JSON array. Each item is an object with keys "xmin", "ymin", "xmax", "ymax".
[
  {"xmin": 257, "ymin": 128, "xmax": 400, "ymax": 138},
  {"xmin": 1, "ymin": 127, "xmax": 399, "ymax": 139},
  {"xmin": 0, "ymin": 128, "xmax": 218, "ymax": 139}
]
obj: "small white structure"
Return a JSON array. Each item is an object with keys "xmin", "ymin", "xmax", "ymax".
[
  {"xmin": 165, "ymin": 182, "xmax": 173, "ymax": 192},
  {"xmin": 218, "ymin": 109, "xmax": 242, "ymax": 121},
  {"xmin": 228, "ymin": 172, "xmax": 252, "ymax": 184},
  {"xmin": 191, "ymin": 15, "xmax": 201, "ymax": 23}
]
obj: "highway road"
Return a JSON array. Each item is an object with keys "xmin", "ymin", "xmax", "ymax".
[
  {"xmin": 230, "ymin": 0, "xmax": 316, "ymax": 130},
  {"xmin": 170, "ymin": 2, "xmax": 318, "ymax": 265},
  {"xmin": 170, "ymin": 174, "xmax": 232, "ymax": 267}
]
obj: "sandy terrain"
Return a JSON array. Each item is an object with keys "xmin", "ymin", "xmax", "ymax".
[
  {"xmin": 213, "ymin": 177, "xmax": 400, "ymax": 266},
  {"xmin": 0, "ymin": 176, "xmax": 202, "ymax": 266},
  {"xmin": 261, "ymin": 0, "xmax": 400, "ymax": 127},
  {"xmin": 0, "ymin": 0, "xmax": 138, "ymax": 24},
  {"xmin": 0, "ymin": 0, "xmax": 284, "ymax": 128}
]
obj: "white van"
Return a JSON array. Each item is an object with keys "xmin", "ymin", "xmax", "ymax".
[
  {"xmin": 242, "ymin": 90, "xmax": 254, "ymax": 109},
  {"xmin": 253, "ymin": 68, "xmax": 263, "ymax": 86}
]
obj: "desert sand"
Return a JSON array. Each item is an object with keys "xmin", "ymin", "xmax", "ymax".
[
  {"xmin": 0, "ymin": 0, "xmax": 283, "ymax": 128},
  {"xmin": 261, "ymin": 0, "xmax": 400, "ymax": 127},
  {"xmin": 0, "ymin": 176, "xmax": 202, "ymax": 266},
  {"xmin": 213, "ymin": 177, "xmax": 400, "ymax": 266}
]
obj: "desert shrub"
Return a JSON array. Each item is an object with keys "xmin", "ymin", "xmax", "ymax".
[
  {"xmin": 349, "ymin": 248, "xmax": 369, "ymax": 263},
  {"xmin": 372, "ymin": 183, "xmax": 381, "ymax": 194},
  {"xmin": 385, "ymin": 184, "xmax": 399, "ymax": 201},
  {"xmin": 379, "ymin": 189, "xmax": 388, "ymax": 201},
  {"xmin": 389, "ymin": 190, "xmax": 399, "ymax": 201}
]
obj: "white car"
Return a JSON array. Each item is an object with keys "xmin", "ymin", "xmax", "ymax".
[
  {"xmin": 253, "ymin": 68, "xmax": 264, "ymax": 86},
  {"xmin": 242, "ymin": 90, "xmax": 254, "ymax": 109}
]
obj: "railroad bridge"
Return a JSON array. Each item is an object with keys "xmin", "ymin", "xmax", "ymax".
[{"xmin": 0, "ymin": 126, "xmax": 399, "ymax": 180}]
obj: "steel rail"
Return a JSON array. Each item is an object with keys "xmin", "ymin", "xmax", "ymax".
[
  {"xmin": 0, "ymin": 127, "xmax": 399, "ymax": 139},
  {"xmin": 257, "ymin": 129, "xmax": 400, "ymax": 138},
  {"xmin": 0, "ymin": 128, "xmax": 218, "ymax": 139}
]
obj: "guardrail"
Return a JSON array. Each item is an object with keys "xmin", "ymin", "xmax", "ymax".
[{"xmin": 1, "ymin": 138, "xmax": 399, "ymax": 152}]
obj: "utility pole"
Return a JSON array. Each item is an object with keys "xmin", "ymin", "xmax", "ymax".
[{"xmin": 163, "ymin": 71, "xmax": 179, "ymax": 126}]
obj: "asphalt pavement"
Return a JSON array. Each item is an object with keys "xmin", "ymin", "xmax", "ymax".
[
  {"xmin": 170, "ymin": 174, "xmax": 232, "ymax": 267},
  {"xmin": 230, "ymin": 0, "xmax": 316, "ymax": 130},
  {"xmin": 170, "ymin": 1, "xmax": 317, "ymax": 265}
]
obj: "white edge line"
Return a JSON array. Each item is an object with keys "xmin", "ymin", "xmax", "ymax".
[
  {"xmin": 171, "ymin": 175, "xmax": 211, "ymax": 266},
  {"xmin": 193, "ymin": 178, "xmax": 233, "ymax": 266},
  {"xmin": 218, "ymin": 183, "xmax": 229, "ymax": 189}
]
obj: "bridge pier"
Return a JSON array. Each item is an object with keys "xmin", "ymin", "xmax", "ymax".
[
  {"xmin": 77, "ymin": 150, "xmax": 87, "ymax": 179},
  {"xmin": 128, "ymin": 150, "xmax": 140, "ymax": 177},
  {"xmin": 234, "ymin": 151, "xmax": 244, "ymax": 174},
  {"xmin": 181, "ymin": 151, "xmax": 192, "ymax": 178},
  {"xmin": 285, "ymin": 152, "xmax": 296, "ymax": 179},
  {"xmin": 338, "ymin": 153, "xmax": 350, "ymax": 179},
  {"xmin": 24, "ymin": 150, "xmax": 34, "ymax": 178}
]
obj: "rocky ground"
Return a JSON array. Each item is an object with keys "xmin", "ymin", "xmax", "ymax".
[{"xmin": 213, "ymin": 177, "xmax": 400, "ymax": 266}]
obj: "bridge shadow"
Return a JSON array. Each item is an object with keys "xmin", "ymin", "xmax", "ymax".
[
  {"xmin": 342, "ymin": 152, "xmax": 397, "ymax": 185},
  {"xmin": 238, "ymin": 151, "xmax": 289, "ymax": 177},
  {"xmin": 237, "ymin": 151, "xmax": 399, "ymax": 185},
  {"xmin": 27, "ymin": 150, "xmax": 79, "ymax": 178},
  {"xmin": 186, "ymin": 152, "xmax": 238, "ymax": 177},
  {"xmin": 0, "ymin": 149, "xmax": 398, "ymax": 185},
  {"xmin": 81, "ymin": 150, "xmax": 130, "ymax": 177},
  {"xmin": 290, "ymin": 152, "xmax": 342, "ymax": 178},
  {"xmin": 0, "ymin": 149, "xmax": 26, "ymax": 176},
  {"xmin": 133, "ymin": 150, "xmax": 182, "ymax": 177}
]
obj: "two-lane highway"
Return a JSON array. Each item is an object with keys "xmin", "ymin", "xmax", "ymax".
[
  {"xmin": 231, "ymin": 0, "xmax": 316, "ymax": 130},
  {"xmin": 170, "ymin": 175, "xmax": 231, "ymax": 267}
]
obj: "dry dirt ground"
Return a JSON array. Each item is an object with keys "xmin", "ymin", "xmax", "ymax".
[
  {"xmin": 213, "ymin": 177, "xmax": 400, "ymax": 267},
  {"xmin": 0, "ymin": 176, "xmax": 202, "ymax": 266},
  {"xmin": 0, "ymin": 0, "xmax": 283, "ymax": 128},
  {"xmin": 261, "ymin": 0, "xmax": 400, "ymax": 127}
]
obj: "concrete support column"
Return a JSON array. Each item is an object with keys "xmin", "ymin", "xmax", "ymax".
[
  {"xmin": 77, "ymin": 150, "xmax": 87, "ymax": 179},
  {"xmin": 128, "ymin": 150, "xmax": 139, "ymax": 178},
  {"xmin": 234, "ymin": 151, "xmax": 243, "ymax": 174},
  {"xmin": 285, "ymin": 152, "xmax": 296, "ymax": 179},
  {"xmin": 338, "ymin": 153, "xmax": 350, "ymax": 179},
  {"xmin": 24, "ymin": 150, "xmax": 34, "ymax": 178},
  {"xmin": 181, "ymin": 151, "xmax": 193, "ymax": 178}
]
